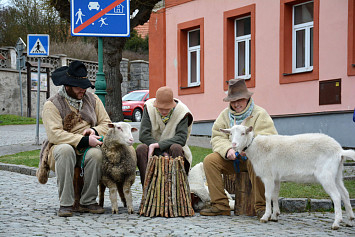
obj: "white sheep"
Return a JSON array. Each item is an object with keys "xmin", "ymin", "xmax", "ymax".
[
  {"xmin": 188, "ymin": 162, "xmax": 235, "ymax": 211},
  {"xmin": 221, "ymin": 124, "xmax": 355, "ymax": 230},
  {"xmin": 99, "ymin": 122, "xmax": 138, "ymax": 214}
]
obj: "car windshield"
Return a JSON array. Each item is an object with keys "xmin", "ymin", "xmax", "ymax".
[{"xmin": 122, "ymin": 91, "xmax": 147, "ymax": 101}]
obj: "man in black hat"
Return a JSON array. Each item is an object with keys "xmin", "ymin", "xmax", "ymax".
[
  {"xmin": 39, "ymin": 60, "xmax": 111, "ymax": 217},
  {"xmin": 200, "ymin": 79, "xmax": 277, "ymax": 218}
]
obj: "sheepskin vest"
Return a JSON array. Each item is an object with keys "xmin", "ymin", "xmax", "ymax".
[{"xmin": 145, "ymin": 98, "xmax": 193, "ymax": 165}]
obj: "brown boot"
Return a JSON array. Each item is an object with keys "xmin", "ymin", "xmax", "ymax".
[
  {"xmin": 58, "ymin": 206, "xmax": 73, "ymax": 217},
  {"xmin": 200, "ymin": 206, "xmax": 230, "ymax": 216},
  {"xmin": 79, "ymin": 203, "xmax": 105, "ymax": 214}
]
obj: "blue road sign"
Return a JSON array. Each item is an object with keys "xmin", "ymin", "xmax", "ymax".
[
  {"xmin": 27, "ymin": 34, "xmax": 49, "ymax": 57},
  {"xmin": 71, "ymin": 0, "xmax": 130, "ymax": 37}
]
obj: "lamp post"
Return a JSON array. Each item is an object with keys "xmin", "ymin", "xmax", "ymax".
[{"xmin": 95, "ymin": 37, "xmax": 107, "ymax": 106}]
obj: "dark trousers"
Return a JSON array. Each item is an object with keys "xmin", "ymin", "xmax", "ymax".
[{"xmin": 136, "ymin": 143, "xmax": 190, "ymax": 186}]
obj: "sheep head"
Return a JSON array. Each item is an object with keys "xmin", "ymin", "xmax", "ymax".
[
  {"xmin": 106, "ymin": 122, "xmax": 138, "ymax": 146},
  {"xmin": 220, "ymin": 125, "xmax": 253, "ymax": 152}
]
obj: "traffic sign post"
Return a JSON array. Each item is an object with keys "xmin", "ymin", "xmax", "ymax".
[
  {"xmin": 15, "ymin": 37, "xmax": 26, "ymax": 117},
  {"xmin": 71, "ymin": 0, "xmax": 131, "ymax": 106},
  {"xmin": 70, "ymin": 0, "xmax": 130, "ymax": 37},
  {"xmin": 27, "ymin": 34, "xmax": 49, "ymax": 145}
]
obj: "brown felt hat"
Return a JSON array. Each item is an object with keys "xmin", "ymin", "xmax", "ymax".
[
  {"xmin": 223, "ymin": 79, "xmax": 253, "ymax": 102},
  {"xmin": 153, "ymin": 86, "xmax": 176, "ymax": 109}
]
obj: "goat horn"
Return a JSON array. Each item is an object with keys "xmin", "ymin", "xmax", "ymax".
[{"xmin": 241, "ymin": 116, "xmax": 253, "ymax": 126}]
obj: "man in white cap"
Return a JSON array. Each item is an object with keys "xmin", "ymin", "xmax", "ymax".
[
  {"xmin": 136, "ymin": 86, "xmax": 193, "ymax": 186},
  {"xmin": 38, "ymin": 61, "xmax": 111, "ymax": 217},
  {"xmin": 200, "ymin": 79, "xmax": 277, "ymax": 218}
]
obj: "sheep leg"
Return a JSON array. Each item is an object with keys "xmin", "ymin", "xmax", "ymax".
[
  {"xmin": 118, "ymin": 185, "xmax": 127, "ymax": 207},
  {"xmin": 123, "ymin": 179, "xmax": 134, "ymax": 214},
  {"xmin": 319, "ymin": 178, "xmax": 342, "ymax": 230},
  {"xmin": 335, "ymin": 168, "xmax": 354, "ymax": 227},
  {"xmin": 109, "ymin": 186, "xmax": 119, "ymax": 214},
  {"xmin": 260, "ymin": 178, "xmax": 274, "ymax": 223},
  {"xmin": 99, "ymin": 183, "xmax": 106, "ymax": 207},
  {"xmin": 270, "ymin": 180, "xmax": 280, "ymax": 222}
]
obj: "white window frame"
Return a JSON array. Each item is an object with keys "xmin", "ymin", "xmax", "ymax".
[
  {"xmin": 187, "ymin": 29, "xmax": 200, "ymax": 87},
  {"xmin": 235, "ymin": 16, "xmax": 251, "ymax": 80},
  {"xmin": 292, "ymin": 1, "xmax": 313, "ymax": 73}
]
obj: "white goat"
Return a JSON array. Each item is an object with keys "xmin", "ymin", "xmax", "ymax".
[
  {"xmin": 99, "ymin": 122, "xmax": 138, "ymax": 214},
  {"xmin": 221, "ymin": 124, "xmax": 355, "ymax": 230}
]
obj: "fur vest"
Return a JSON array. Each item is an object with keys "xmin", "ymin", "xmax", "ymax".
[
  {"xmin": 145, "ymin": 98, "xmax": 193, "ymax": 164},
  {"xmin": 36, "ymin": 92, "xmax": 97, "ymax": 184}
]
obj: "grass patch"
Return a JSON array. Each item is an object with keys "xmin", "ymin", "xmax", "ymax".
[
  {"xmin": 0, "ymin": 150, "xmax": 40, "ymax": 167},
  {"xmin": 1, "ymin": 146, "xmax": 354, "ymax": 199},
  {"xmin": 0, "ymin": 114, "xmax": 42, "ymax": 125}
]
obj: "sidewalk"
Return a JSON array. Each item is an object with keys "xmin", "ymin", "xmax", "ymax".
[{"xmin": 0, "ymin": 124, "xmax": 354, "ymax": 236}]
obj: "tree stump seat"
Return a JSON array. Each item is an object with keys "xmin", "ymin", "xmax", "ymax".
[{"xmin": 224, "ymin": 172, "xmax": 255, "ymax": 216}]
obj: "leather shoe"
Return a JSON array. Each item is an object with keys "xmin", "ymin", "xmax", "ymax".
[
  {"xmin": 79, "ymin": 203, "xmax": 105, "ymax": 214},
  {"xmin": 200, "ymin": 206, "xmax": 230, "ymax": 216},
  {"xmin": 58, "ymin": 206, "xmax": 73, "ymax": 217}
]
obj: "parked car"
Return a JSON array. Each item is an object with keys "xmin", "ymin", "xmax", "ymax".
[{"xmin": 122, "ymin": 90, "xmax": 149, "ymax": 122}]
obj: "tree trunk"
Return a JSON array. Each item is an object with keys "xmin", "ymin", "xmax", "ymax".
[{"xmin": 103, "ymin": 37, "xmax": 126, "ymax": 122}]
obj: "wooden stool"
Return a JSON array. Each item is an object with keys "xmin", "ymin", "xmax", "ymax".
[{"xmin": 234, "ymin": 171, "xmax": 256, "ymax": 216}]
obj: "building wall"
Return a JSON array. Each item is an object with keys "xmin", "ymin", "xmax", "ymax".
[
  {"xmin": 150, "ymin": 0, "xmax": 355, "ymax": 121},
  {"xmin": 149, "ymin": 0, "xmax": 355, "ymax": 146}
]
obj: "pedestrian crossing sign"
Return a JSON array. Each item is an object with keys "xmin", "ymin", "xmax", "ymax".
[{"xmin": 27, "ymin": 34, "xmax": 49, "ymax": 57}]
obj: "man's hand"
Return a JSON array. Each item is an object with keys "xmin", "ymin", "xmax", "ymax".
[
  {"xmin": 88, "ymin": 135, "xmax": 103, "ymax": 147},
  {"xmin": 83, "ymin": 128, "xmax": 95, "ymax": 136},
  {"xmin": 226, "ymin": 148, "xmax": 237, "ymax": 161},
  {"xmin": 148, "ymin": 143, "xmax": 159, "ymax": 157}
]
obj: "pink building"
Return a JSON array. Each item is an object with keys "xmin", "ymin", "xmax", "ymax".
[{"xmin": 149, "ymin": 0, "xmax": 355, "ymax": 147}]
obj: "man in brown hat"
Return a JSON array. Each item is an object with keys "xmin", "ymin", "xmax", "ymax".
[
  {"xmin": 136, "ymin": 86, "xmax": 193, "ymax": 186},
  {"xmin": 39, "ymin": 60, "xmax": 111, "ymax": 217},
  {"xmin": 200, "ymin": 79, "xmax": 277, "ymax": 217}
]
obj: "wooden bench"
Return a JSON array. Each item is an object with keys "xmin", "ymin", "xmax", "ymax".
[{"xmin": 224, "ymin": 172, "xmax": 256, "ymax": 216}]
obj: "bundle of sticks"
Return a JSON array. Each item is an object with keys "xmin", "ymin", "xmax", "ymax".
[{"xmin": 139, "ymin": 155, "xmax": 195, "ymax": 217}]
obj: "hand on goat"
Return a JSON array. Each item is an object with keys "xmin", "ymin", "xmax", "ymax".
[
  {"xmin": 226, "ymin": 148, "xmax": 237, "ymax": 160},
  {"xmin": 88, "ymin": 134, "xmax": 103, "ymax": 147}
]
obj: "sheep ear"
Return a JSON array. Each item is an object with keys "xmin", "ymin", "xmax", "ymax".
[
  {"xmin": 131, "ymin": 127, "xmax": 138, "ymax": 133},
  {"xmin": 220, "ymin": 128, "xmax": 231, "ymax": 134},
  {"xmin": 246, "ymin": 126, "xmax": 253, "ymax": 134},
  {"xmin": 108, "ymin": 123, "xmax": 114, "ymax": 128}
]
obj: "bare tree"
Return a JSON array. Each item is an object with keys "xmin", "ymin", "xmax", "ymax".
[{"xmin": 48, "ymin": 0, "xmax": 161, "ymax": 122}]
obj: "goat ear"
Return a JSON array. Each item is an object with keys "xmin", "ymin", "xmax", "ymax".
[
  {"xmin": 220, "ymin": 128, "xmax": 231, "ymax": 134},
  {"xmin": 108, "ymin": 123, "xmax": 114, "ymax": 128},
  {"xmin": 131, "ymin": 127, "xmax": 138, "ymax": 133},
  {"xmin": 246, "ymin": 126, "xmax": 253, "ymax": 134}
]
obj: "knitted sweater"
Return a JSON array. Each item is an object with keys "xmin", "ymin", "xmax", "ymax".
[{"xmin": 211, "ymin": 104, "xmax": 277, "ymax": 160}]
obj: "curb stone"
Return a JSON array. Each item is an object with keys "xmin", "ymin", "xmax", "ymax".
[{"xmin": 1, "ymin": 162, "xmax": 354, "ymax": 213}]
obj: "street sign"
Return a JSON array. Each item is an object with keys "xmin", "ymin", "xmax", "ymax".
[
  {"xmin": 16, "ymin": 37, "xmax": 26, "ymax": 54},
  {"xmin": 70, "ymin": 0, "xmax": 130, "ymax": 37},
  {"xmin": 27, "ymin": 34, "xmax": 49, "ymax": 57}
]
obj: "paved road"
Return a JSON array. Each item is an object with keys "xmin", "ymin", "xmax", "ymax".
[{"xmin": 1, "ymin": 170, "xmax": 354, "ymax": 237}]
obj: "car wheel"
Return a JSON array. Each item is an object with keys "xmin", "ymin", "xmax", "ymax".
[{"xmin": 132, "ymin": 109, "xmax": 142, "ymax": 122}]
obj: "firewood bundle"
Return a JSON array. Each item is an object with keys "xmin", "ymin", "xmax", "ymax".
[{"xmin": 139, "ymin": 156, "xmax": 195, "ymax": 217}]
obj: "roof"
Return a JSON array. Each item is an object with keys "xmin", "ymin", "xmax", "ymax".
[{"xmin": 134, "ymin": 22, "xmax": 149, "ymax": 38}]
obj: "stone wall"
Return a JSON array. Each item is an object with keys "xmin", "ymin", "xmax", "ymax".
[{"xmin": 0, "ymin": 47, "xmax": 149, "ymax": 117}]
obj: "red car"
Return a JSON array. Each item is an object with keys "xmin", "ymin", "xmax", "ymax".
[{"xmin": 122, "ymin": 90, "xmax": 149, "ymax": 122}]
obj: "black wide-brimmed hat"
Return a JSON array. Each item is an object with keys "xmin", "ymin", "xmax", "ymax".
[{"xmin": 51, "ymin": 61, "xmax": 94, "ymax": 89}]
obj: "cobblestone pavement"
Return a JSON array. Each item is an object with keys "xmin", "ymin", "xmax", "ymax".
[{"xmin": 1, "ymin": 170, "xmax": 354, "ymax": 237}]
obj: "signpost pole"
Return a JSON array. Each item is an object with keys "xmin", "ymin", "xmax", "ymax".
[
  {"xmin": 95, "ymin": 37, "xmax": 107, "ymax": 106},
  {"xmin": 35, "ymin": 58, "xmax": 41, "ymax": 145}
]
